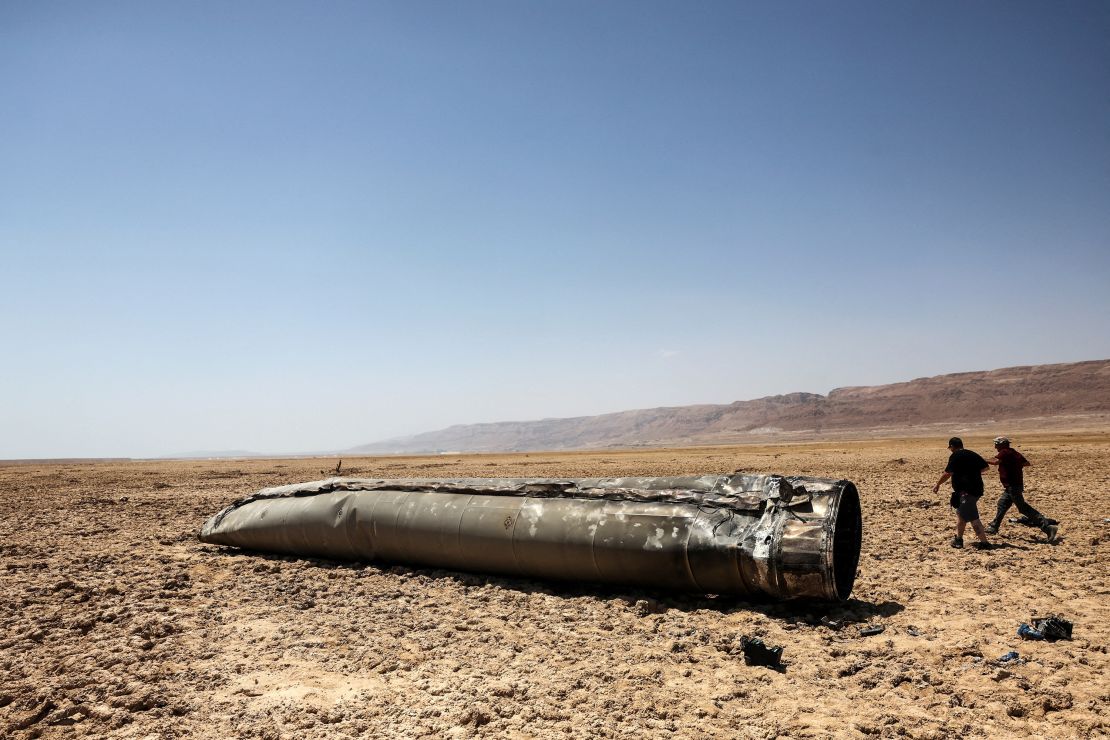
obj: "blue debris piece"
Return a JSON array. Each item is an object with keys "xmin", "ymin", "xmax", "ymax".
[{"xmin": 1017, "ymin": 623, "xmax": 1044, "ymax": 640}]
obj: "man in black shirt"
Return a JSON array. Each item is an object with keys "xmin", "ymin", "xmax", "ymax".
[{"xmin": 932, "ymin": 437, "xmax": 991, "ymax": 549}]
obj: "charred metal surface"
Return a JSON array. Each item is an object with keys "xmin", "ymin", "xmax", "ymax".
[{"xmin": 199, "ymin": 474, "xmax": 862, "ymax": 601}]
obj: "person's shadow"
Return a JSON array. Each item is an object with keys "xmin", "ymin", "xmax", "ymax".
[{"xmin": 986, "ymin": 541, "xmax": 1031, "ymax": 551}]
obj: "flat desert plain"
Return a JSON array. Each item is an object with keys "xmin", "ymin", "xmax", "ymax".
[{"xmin": 2, "ymin": 434, "xmax": 1108, "ymax": 739}]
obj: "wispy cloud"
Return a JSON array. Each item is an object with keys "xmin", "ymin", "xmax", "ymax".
[{"xmin": 658, "ymin": 349, "xmax": 679, "ymax": 359}]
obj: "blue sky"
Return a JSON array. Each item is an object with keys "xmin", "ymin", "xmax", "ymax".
[{"xmin": 2, "ymin": 1, "xmax": 1108, "ymax": 458}]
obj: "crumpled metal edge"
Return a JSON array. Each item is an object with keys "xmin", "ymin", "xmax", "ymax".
[{"xmin": 200, "ymin": 474, "xmax": 817, "ymax": 536}]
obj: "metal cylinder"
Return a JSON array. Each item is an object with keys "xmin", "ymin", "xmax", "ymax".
[{"xmin": 199, "ymin": 474, "xmax": 862, "ymax": 601}]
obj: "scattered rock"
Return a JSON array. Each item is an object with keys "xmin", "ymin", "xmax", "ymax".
[{"xmin": 1041, "ymin": 691, "xmax": 1073, "ymax": 713}]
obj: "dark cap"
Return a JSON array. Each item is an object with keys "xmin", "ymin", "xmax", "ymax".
[{"xmin": 948, "ymin": 437, "xmax": 963, "ymax": 449}]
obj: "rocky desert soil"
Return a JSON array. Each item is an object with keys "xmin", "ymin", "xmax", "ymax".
[{"xmin": 2, "ymin": 434, "xmax": 1108, "ymax": 739}]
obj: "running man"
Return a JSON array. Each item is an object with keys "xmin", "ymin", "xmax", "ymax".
[{"xmin": 985, "ymin": 436, "xmax": 1059, "ymax": 543}]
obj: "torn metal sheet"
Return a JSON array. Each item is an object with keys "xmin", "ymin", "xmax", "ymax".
[{"xmin": 199, "ymin": 474, "xmax": 862, "ymax": 601}]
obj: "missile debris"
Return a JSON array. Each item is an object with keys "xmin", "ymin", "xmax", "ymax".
[{"xmin": 199, "ymin": 473, "xmax": 862, "ymax": 601}]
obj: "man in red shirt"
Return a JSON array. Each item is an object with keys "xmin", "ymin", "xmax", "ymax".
[{"xmin": 985, "ymin": 436, "xmax": 1059, "ymax": 542}]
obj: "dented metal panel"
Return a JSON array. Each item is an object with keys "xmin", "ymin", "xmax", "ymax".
[{"xmin": 199, "ymin": 474, "xmax": 862, "ymax": 601}]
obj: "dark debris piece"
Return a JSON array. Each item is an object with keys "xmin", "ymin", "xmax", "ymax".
[
  {"xmin": 859, "ymin": 624, "xmax": 886, "ymax": 637},
  {"xmin": 739, "ymin": 637, "xmax": 783, "ymax": 668},
  {"xmin": 1032, "ymin": 615, "xmax": 1073, "ymax": 641}
]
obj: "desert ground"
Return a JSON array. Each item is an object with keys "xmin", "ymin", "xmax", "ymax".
[{"xmin": 2, "ymin": 434, "xmax": 1108, "ymax": 739}]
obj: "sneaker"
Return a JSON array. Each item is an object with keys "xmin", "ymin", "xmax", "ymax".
[
  {"xmin": 951, "ymin": 536, "xmax": 963, "ymax": 548},
  {"xmin": 972, "ymin": 541, "xmax": 992, "ymax": 550},
  {"xmin": 985, "ymin": 524, "xmax": 999, "ymax": 535},
  {"xmin": 1044, "ymin": 524, "xmax": 1059, "ymax": 543}
]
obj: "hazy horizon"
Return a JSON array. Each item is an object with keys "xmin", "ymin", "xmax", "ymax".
[
  {"xmin": 3, "ymin": 1, "xmax": 1108, "ymax": 459},
  {"xmin": 3, "ymin": 356, "xmax": 1107, "ymax": 460}
]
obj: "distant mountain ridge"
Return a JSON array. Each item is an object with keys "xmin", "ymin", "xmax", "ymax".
[{"xmin": 348, "ymin": 359, "xmax": 1110, "ymax": 454}]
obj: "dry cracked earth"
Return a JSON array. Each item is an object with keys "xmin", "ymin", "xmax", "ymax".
[{"xmin": 2, "ymin": 434, "xmax": 1108, "ymax": 739}]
